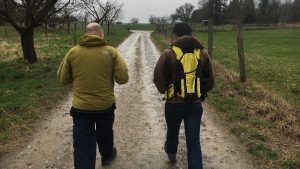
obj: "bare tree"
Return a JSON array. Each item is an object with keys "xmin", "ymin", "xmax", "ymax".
[
  {"xmin": 200, "ymin": 0, "xmax": 228, "ymax": 24},
  {"xmin": 76, "ymin": 11, "xmax": 89, "ymax": 29},
  {"xmin": 149, "ymin": 15, "xmax": 157, "ymax": 24},
  {"xmin": 170, "ymin": 14, "xmax": 179, "ymax": 23},
  {"xmin": 0, "ymin": 16, "xmax": 4, "ymax": 26},
  {"xmin": 79, "ymin": 0, "xmax": 111, "ymax": 25},
  {"xmin": 173, "ymin": 3, "xmax": 195, "ymax": 23},
  {"xmin": 243, "ymin": 0, "xmax": 256, "ymax": 23},
  {"xmin": 279, "ymin": 0, "xmax": 294, "ymax": 23},
  {"xmin": 0, "ymin": 0, "xmax": 71, "ymax": 63},
  {"xmin": 83, "ymin": 12, "xmax": 89, "ymax": 27},
  {"xmin": 149, "ymin": 15, "xmax": 170, "ymax": 38},
  {"xmin": 60, "ymin": 5, "xmax": 78, "ymax": 34},
  {"xmin": 131, "ymin": 18, "xmax": 139, "ymax": 24},
  {"xmin": 105, "ymin": 1, "xmax": 123, "ymax": 35},
  {"xmin": 294, "ymin": 0, "xmax": 300, "ymax": 21}
]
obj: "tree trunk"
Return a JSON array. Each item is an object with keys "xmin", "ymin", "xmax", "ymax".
[
  {"xmin": 100, "ymin": 20, "xmax": 104, "ymax": 26},
  {"xmin": 107, "ymin": 22, "xmax": 110, "ymax": 35},
  {"xmin": 44, "ymin": 24, "xmax": 48, "ymax": 36},
  {"xmin": 20, "ymin": 29, "xmax": 37, "ymax": 63},
  {"xmin": 60, "ymin": 24, "xmax": 64, "ymax": 32},
  {"xmin": 170, "ymin": 23, "xmax": 174, "ymax": 44},
  {"xmin": 236, "ymin": 22, "xmax": 246, "ymax": 82},
  {"xmin": 208, "ymin": 19, "xmax": 214, "ymax": 58},
  {"xmin": 67, "ymin": 21, "xmax": 70, "ymax": 34},
  {"xmin": 73, "ymin": 31, "xmax": 77, "ymax": 45},
  {"xmin": 164, "ymin": 24, "xmax": 167, "ymax": 38}
]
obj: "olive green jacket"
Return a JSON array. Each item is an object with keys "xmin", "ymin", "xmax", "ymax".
[{"xmin": 57, "ymin": 35, "xmax": 129, "ymax": 110}]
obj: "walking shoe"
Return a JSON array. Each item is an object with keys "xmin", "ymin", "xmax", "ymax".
[
  {"xmin": 164, "ymin": 144, "xmax": 177, "ymax": 163},
  {"xmin": 102, "ymin": 147, "xmax": 117, "ymax": 166}
]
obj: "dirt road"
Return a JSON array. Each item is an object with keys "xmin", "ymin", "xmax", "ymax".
[{"xmin": 0, "ymin": 31, "xmax": 257, "ymax": 169}]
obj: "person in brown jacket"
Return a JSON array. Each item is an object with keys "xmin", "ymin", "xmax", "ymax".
[{"xmin": 154, "ymin": 22, "xmax": 214, "ymax": 169}]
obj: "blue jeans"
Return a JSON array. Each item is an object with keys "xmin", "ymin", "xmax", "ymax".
[
  {"xmin": 70, "ymin": 105, "xmax": 115, "ymax": 169},
  {"xmin": 165, "ymin": 102, "xmax": 203, "ymax": 169}
]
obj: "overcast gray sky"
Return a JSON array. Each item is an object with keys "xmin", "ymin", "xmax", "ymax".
[{"xmin": 120, "ymin": 0, "xmax": 199, "ymax": 23}]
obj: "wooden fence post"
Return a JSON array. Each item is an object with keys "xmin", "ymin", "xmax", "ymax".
[
  {"xmin": 73, "ymin": 31, "xmax": 77, "ymax": 45},
  {"xmin": 236, "ymin": 0, "xmax": 246, "ymax": 83},
  {"xmin": 208, "ymin": 19, "xmax": 213, "ymax": 58},
  {"xmin": 236, "ymin": 23, "xmax": 246, "ymax": 82}
]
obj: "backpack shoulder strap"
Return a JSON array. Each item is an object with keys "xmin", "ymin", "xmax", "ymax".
[
  {"xmin": 172, "ymin": 46, "xmax": 184, "ymax": 60},
  {"xmin": 163, "ymin": 48, "xmax": 175, "ymax": 86},
  {"xmin": 194, "ymin": 49, "xmax": 201, "ymax": 60}
]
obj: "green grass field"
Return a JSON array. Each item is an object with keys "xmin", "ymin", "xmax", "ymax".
[
  {"xmin": 195, "ymin": 29, "xmax": 300, "ymax": 169},
  {"xmin": 194, "ymin": 29, "xmax": 300, "ymax": 106},
  {"xmin": 0, "ymin": 24, "xmax": 131, "ymax": 156}
]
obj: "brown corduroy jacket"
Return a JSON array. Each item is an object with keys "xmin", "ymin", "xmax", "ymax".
[{"xmin": 153, "ymin": 35, "xmax": 214, "ymax": 103}]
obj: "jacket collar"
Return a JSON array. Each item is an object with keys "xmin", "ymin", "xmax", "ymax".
[
  {"xmin": 172, "ymin": 35, "xmax": 204, "ymax": 50},
  {"xmin": 79, "ymin": 35, "xmax": 107, "ymax": 47}
]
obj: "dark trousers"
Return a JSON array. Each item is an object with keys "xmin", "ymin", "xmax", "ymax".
[
  {"xmin": 70, "ymin": 105, "xmax": 116, "ymax": 169},
  {"xmin": 165, "ymin": 102, "xmax": 203, "ymax": 169}
]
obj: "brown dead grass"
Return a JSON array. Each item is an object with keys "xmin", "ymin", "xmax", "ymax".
[
  {"xmin": 0, "ymin": 40, "xmax": 22, "ymax": 62},
  {"xmin": 213, "ymin": 61, "xmax": 300, "ymax": 139},
  {"xmin": 213, "ymin": 61, "xmax": 300, "ymax": 168}
]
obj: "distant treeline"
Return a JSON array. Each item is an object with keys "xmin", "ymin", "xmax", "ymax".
[{"xmin": 191, "ymin": 0, "xmax": 300, "ymax": 24}]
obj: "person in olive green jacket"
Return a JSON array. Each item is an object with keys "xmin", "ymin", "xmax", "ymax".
[{"xmin": 57, "ymin": 23, "xmax": 128, "ymax": 168}]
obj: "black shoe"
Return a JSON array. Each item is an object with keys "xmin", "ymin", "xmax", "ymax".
[
  {"xmin": 164, "ymin": 144, "xmax": 177, "ymax": 163},
  {"xmin": 102, "ymin": 147, "xmax": 117, "ymax": 166}
]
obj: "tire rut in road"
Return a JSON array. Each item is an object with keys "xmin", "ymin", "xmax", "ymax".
[{"xmin": 106, "ymin": 31, "xmax": 180, "ymax": 169}]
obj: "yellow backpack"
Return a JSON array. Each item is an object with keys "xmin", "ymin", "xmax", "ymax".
[{"xmin": 165, "ymin": 46, "xmax": 202, "ymax": 102}]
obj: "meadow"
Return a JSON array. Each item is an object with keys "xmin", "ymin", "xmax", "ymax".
[
  {"xmin": 0, "ymin": 24, "xmax": 131, "ymax": 156},
  {"xmin": 194, "ymin": 29, "xmax": 300, "ymax": 106}
]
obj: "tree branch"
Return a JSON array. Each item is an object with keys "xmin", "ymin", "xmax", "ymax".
[
  {"xmin": 10, "ymin": 0, "xmax": 26, "ymax": 8},
  {"xmin": 52, "ymin": 0, "xmax": 71, "ymax": 14},
  {"xmin": 81, "ymin": 0, "xmax": 100, "ymax": 22},
  {"xmin": 36, "ymin": 0, "xmax": 71, "ymax": 25},
  {"xmin": 0, "ymin": 10, "xmax": 22, "ymax": 31}
]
